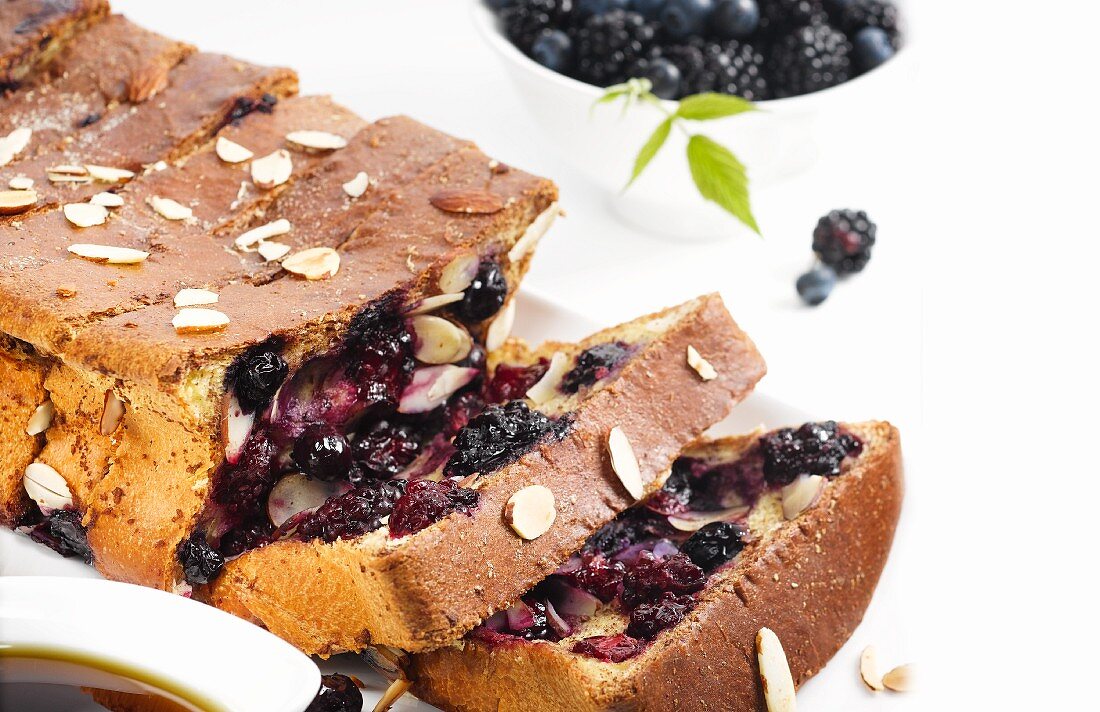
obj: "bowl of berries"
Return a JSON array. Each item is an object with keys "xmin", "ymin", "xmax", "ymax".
[{"xmin": 474, "ymin": 0, "xmax": 911, "ymax": 239}]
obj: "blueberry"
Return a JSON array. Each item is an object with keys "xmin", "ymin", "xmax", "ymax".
[
  {"xmin": 660, "ymin": 0, "xmax": 716, "ymax": 41},
  {"xmin": 710, "ymin": 0, "xmax": 759, "ymax": 39},
  {"xmin": 292, "ymin": 425, "xmax": 353, "ymax": 481},
  {"xmin": 852, "ymin": 26, "xmax": 894, "ymax": 72},
  {"xmin": 531, "ymin": 29, "xmax": 574, "ymax": 73},
  {"xmin": 796, "ymin": 266, "xmax": 837, "ymax": 306},
  {"xmin": 680, "ymin": 521, "xmax": 744, "ymax": 571},
  {"xmin": 232, "ymin": 349, "xmax": 288, "ymax": 413},
  {"xmin": 177, "ymin": 532, "xmax": 225, "ymax": 585},
  {"xmin": 639, "ymin": 57, "xmax": 681, "ymax": 99},
  {"xmin": 454, "ymin": 260, "xmax": 508, "ymax": 323},
  {"xmin": 577, "ymin": 0, "xmax": 631, "ymax": 19},
  {"xmin": 305, "ymin": 674, "xmax": 363, "ymax": 712},
  {"xmin": 630, "ymin": 0, "xmax": 667, "ymax": 19}
]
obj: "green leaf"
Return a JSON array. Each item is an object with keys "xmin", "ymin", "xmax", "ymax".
[
  {"xmin": 676, "ymin": 93, "xmax": 757, "ymax": 122},
  {"xmin": 627, "ymin": 116, "xmax": 674, "ymax": 187},
  {"xmin": 685, "ymin": 134, "xmax": 760, "ymax": 234}
]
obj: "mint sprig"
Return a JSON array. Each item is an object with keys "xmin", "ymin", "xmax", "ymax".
[{"xmin": 596, "ymin": 80, "xmax": 760, "ymax": 235}]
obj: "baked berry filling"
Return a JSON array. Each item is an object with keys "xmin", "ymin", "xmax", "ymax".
[
  {"xmin": 305, "ymin": 673, "xmax": 362, "ymax": 712},
  {"xmin": 560, "ymin": 341, "xmax": 634, "ymax": 394},
  {"xmin": 24, "ymin": 509, "xmax": 94, "ymax": 563},
  {"xmin": 471, "ymin": 422, "xmax": 863, "ymax": 662}
]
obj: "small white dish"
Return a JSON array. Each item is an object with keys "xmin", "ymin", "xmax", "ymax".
[{"xmin": 471, "ymin": 1, "xmax": 915, "ymax": 240}]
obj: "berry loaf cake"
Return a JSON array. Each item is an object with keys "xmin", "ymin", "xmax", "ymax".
[{"xmin": 408, "ymin": 421, "xmax": 903, "ymax": 711}]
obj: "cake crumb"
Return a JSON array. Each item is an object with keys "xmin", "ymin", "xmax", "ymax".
[{"xmin": 56, "ymin": 284, "xmax": 77, "ymax": 298}]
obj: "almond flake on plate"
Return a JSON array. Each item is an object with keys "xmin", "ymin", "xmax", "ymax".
[
  {"xmin": 85, "ymin": 164, "xmax": 135, "ymax": 183},
  {"xmin": 281, "ymin": 246, "xmax": 340, "ymax": 280},
  {"xmin": 68, "ymin": 243, "xmax": 149, "ymax": 264},
  {"xmin": 882, "ymin": 664, "xmax": 913, "ymax": 692},
  {"xmin": 234, "ymin": 218, "xmax": 291, "ymax": 251},
  {"xmin": 286, "ymin": 130, "xmax": 348, "ymax": 152},
  {"xmin": 757, "ymin": 628, "xmax": 797, "ymax": 712},
  {"xmin": 0, "ymin": 127, "xmax": 32, "ymax": 167},
  {"xmin": 686, "ymin": 345, "xmax": 718, "ymax": 381},
  {"xmin": 25, "ymin": 400, "xmax": 55, "ymax": 436},
  {"xmin": 150, "ymin": 196, "xmax": 193, "ymax": 221},
  {"xmin": 63, "ymin": 203, "xmax": 109, "ymax": 228},
  {"xmin": 373, "ymin": 679, "xmax": 411, "ymax": 712},
  {"xmin": 342, "ymin": 171, "xmax": 369, "ymax": 198},
  {"xmin": 8, "ymin": 176, "xmax": 33, "ymax": 190},
  {"xmin": 505, "ymin": 485, "xmax": 557, "ymax": 540},
  {"xmin": 257, "ymin": 240, "xmax": 291, "ymax": 262},
  {"xmin": 251, "ymin": 149, "xmax": 293, "ymax": 189},
  {"xmin": 47, "ymin": 164, "xmax": 91, "ymax": 183},
  {"xmin": 0, "ymin": 189, "xmax": 37, "ymax": 215},
  {"xmin": 172, "ymin": 307, "xmax": 230, "ymax": 334},
  {"xmin": 859, "ymin": 645, "xmax": 885, "ymax": 691},
  {"xmin": 608, "ymin": 426, "xmax": 644, "ymax": 500},
  {"xmin": 525, "ymin": 351, "xmax": 570, "ymax": 405},
  {"xmin": 215, "ymin": 136, "xmax": 254, "ymax": 163},
  {"xmin": 89, "ymin": 192, "xmax": 125, "ymax": 208},
  {"xmin": 174, "ymin": 288, "xmax": 219, "ymax": 307}
]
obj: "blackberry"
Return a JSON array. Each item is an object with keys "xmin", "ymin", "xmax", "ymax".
[
  {"xmin": 177, "ymin": 532, "xmax": 225, "ymax": 585},
  {"xmin": 680, "ymin": 521, "xmax": 744, "ymax": 571},
  {"xmin": 214, "ymin": 430, "xmax": 278, "ymax": 518},
  {"xmin": 352, "ymin": 419, "xmax": 422, "ymax": 477},
  {"xmin": 768, "ymin": 21, "xmax": 851, "ymax": 98},
  {"xmin": 574, "ymin": 10, "xmax": 656, "ymax": 87},
  {"xmin": 620, "ymin": 551, "xmax": 706, "ymax": 608},
  {"xmin": 812, "ymin": 209, "xmax": 876, "ymax": 275},
  {"xmin": 444, "ymin": 401, "xmax": 570, "ymax": 478},
  {"xmin": 306, "ymin": 674, "xmax": 363, "ymax": 712},
  {"xmin": 759, "ymin": 421, "xmax": 862, "ymax": 486},
  {"xmin": 560, "ymin": 553, "xmax": 627, "ymax": 602},
  {"xmin": 649, "ymin": 39, "xmax": 768, "ymax": 100},
  {"xmin": 827, "ymin": 0, "xmax": 899, "ymax": 46},
  {"xmin": 626, "ymin": 594, "xmax": 693, "ymax": 639},
  {"xmin": 388, "ymin": 479, "xmax": 480, "ymax": 537},
  {"xmin": 560, "ymin": 341, "xmax": 632, "ymax": 393},
  {"xmin": 758, "ymin": 0, "xmax": 825, "ymax": 35},
  {"xmin": 502, "ymin": 0, "xmax": 576, "ymax": 54},
  {"xmin": 295, "ymin": 479, "xmax": 407, "ymax": 543},
  {"xmin": 584, "ymin": 508, "xmax": 673, "ymax": 556}
]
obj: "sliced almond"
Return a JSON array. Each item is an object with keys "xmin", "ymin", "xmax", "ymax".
[
  {"xmin": 409, "ymin": 315, "xmax": 473, "ymax": 364},
  {"xmin": 608, "ymin": 426, "xmax": 644, "ymax": 500},
  {"xmin": 429, "ymin": 188, "xmax": 505, "ymax": 214},
  {"xmin": 508, "ymin": 202, "xmax": 560, "ymax": 262},
  {"xmin": 222, "ymin": 394, "xmax": 254, "ymax": 464},
  {"xmin": 251, "ymin": 148, "xmax": 292, "ymax": 189},
  {"xmin": 174, "ymin": 288, "xmax": 219, "ymax": 307},
  {"xmin": 859, "ymin": 645, "xmax": 885, "ymax": 692},
  {"xmin": 89, "ymin": 192, "xmax": 124, "ymax": 208},
  {"xmin": 398, "ymin": 365, "xmax": 479, "ymax": 414},
  {"xmin": 0, "ymin": 189, "xmax": 37, "ymax": 215},
  {"xmin": 438, "ymin": 251, "xmax": 480, "ymax": 294},
  {"xmin": 63, "ymin": 202, "xmax": 109, "ymax": 228},
  {"xmin": 47, "ymin": 164, "xmax": 91, "ymax": 183},
  {"xmin": 882, "ymin": 664, "xmax": 913, "ymax": 692},
  {"xmin": 8, "ymin": 176, "xmax": 33, "ymax": 190},
  {"xmin": 234, "ymin": 218, "xmax": 291, "ymax": 251},
  {"xmin": 257, "ymin": 240, "xmax": 291, "ymax": 262},
  {"xmin": 172, "ymin": 307, "xmax": 229, "ymax": 334},
  {"xmin": 686, "ymin": 345, "xmax": 718, "ymax": 381},
  {"xmin": 286, "ymin": 129, "xmax": 348, "ymax": 152},
  {"xmin": 781, "ymin": 475, "xmax": 825, "ymax": 520},
  {"xmin": 0, "ymin": 127, "xmax": 32, "ymax": 167},
  {"xmin": 100, "ymin": 390, "xmax": 125, "ymax": 436},
  {"xmin": 525, "ymin": 351, "xmax": 570, "ymax": 405},
  {"xmin": 85, "ymin": 164, "xmax": 135, "ymax": 183},
  {"xmin": 405, "ymin": 292, "xmax": 464, "ymax": 316},
  {"xmin": 149, "ymin": 196, "xmax": 193, "ymax": 221},
  {"xmin": 23, "ymin": 462, "xmax": 73, "ymax": 511},
  {"xmin": 668, "ymin": 505, "xmax": 750, "ymax": 532},
  {"xmin": 281, "ymin": 246, "xmax": 340, "ymax": 280},
  {"xmin": 267, "ymin": 473, "xmax": 349, "ymax": 527},
  {"xmin": 68, "ymin": 243, "xmax": 149, "ymax": 264},
  {"xmin": 504, "ymin": 485, "xmax": 557, "ymax": 540},
  {"xmin": 342, "ymin": 171, "xmax": 369, "ymax": 198},
  {"xmin": 25, "ymin": 400, "xmax": 54, "ymax": 436},
  {"xmin": 215, "ymin": 136, "xmax": 254, "ymax": 163},
  {"xmin": 373, "ymin": 678, "xmax": 410, "ymax": 712},
  {"xmin": 485, "ymin": 298, "xmax": 516, "ymax": 352},
  {"xmin": 757, "ymin": 628, "xmax": 797, "ymax": 712}
]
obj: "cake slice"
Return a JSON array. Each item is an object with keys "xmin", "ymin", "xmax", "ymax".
[
  {"xmin": 0, "ymin": 0, "xmax": 109, "ymax": 90},
  {"xmin": 407, "ymin": 421, "xmax": 902, "ymax": 711}
]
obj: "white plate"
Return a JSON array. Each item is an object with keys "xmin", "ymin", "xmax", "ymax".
[{"xmin": 0, "ymin": 293, "xmax": 907, "ymax": 711}]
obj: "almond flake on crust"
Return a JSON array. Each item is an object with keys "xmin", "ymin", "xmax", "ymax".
[
  {"xmin": 757, "ymin": 628, "xmax": 797, "ymax": 712},
  {"xmin": 63, "ymin": 203, "xmax": 109, "ymax": 228},
  {"xmin": 85, "ymin": 164, "xmax": 135, "ymax": 183},
  {"xmin": 859, "ymin": 645, "xmax": 885, "ymax": 691},
  {"xmin": 8, "ymin": 176, "xmax": 33, "ymax": 190},
  {"xmin": 47, "ymin": 164, "xmax": 92, "ymax": 183},
  {"xmin": 215, "ymin": 136, "xmax": 254, "ymax": 163},
  {"xmin": 23, "ymin": 462, "xmax": 72, "ymax": 511},
  {"xmin": 429, "ymin": 188, "xmax": 505, "ymax": 214},
  {"xmin": 25, "ymin": 400, "xmax": 55, "ymax": 436},
  {"xmin": 485, "ymin": 299, "xmax": 516, "ymax": 351},
  {"xmin": 234, "ymin": 218, "xmax": 291, "ymax": 251},
  {"xmin": 68, "ymin": 243, "xmax": 149, "ymax": 264},
  {"xmin": 508, "ymin": 202, "xmax": 560, "ymax": 262},
  {"xmin": 409, "ymin": 315, "xmax": 473, "ymax": 364},
  {"xmin": 282, "ymin": 246, "xmax": 340, "ymax": 280},
  {"xmin": 257, "ymin": 240, "xmax": 291, "ymax": 262},
  {"xmin": 174, "ymin": 288, "xmax": 219, "ymax": 307},
  {"xmin": 149, "ymin": 196, "xmax": 193, "ymax": 221},
  {"xmin": 0, "ymin": 127, "xmax": 32, "ymax": 167},
  {"xmin": 0, "ymin": 189, "xmax": 37, "ymax": 215},
  {"xmin": 342, "ymin": 171, "xmax": 369, "ymax": 198},
  {"xmin": 89, "ymin": 192, "xmax": 125, "ymax": 208},
  {"xmin": 286, "ymin": 129, "xmax": 348, "ymax": 152},
  {"xmin": 251, "ymin": 149, "xmax": 293, "ymax": 189},
  {"xmin": 608, "ymin": 426, "xmax": 644, "ymax": 500},
  {"xmin": 504, "ymin": 485, "xmax": 557, "ymax": 540},
  {"xmin": 525, "ymin": 351, "xmax": 570, "ymax": 405},
  {"xmin": 405, "ymin": 292, "xmax": 464, "ymax": 316},
  {"xmin": 172, "ymin": 307, "xmax": 230, "ymax": 334},
  {"xmin": 100, "ymin": 390, "xmax": 125, "ymax": 436},
  {"xmin": 781, "ymin": 475, "xmax": 825, "ymax": 520},
  {"xmin": 438, "ymin": 251, "xmax": 480, "ymax": 294},
  {"xmin": 686, "ymin": 345, "xmax": 718, "ymax": 381}
]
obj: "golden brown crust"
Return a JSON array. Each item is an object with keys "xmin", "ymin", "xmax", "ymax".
[
  {"xmin": 0, "ymin": 338, "xmax": 48, "ymax": 523},
  {"xmin": 408, "ymin": 422, "xmax": 903, "ymax": 711},
  {"xmin": 0, "ymin": 0, "xmax": 110, "ymax": 84},
  {"xmin": 205, "ymin": 294, "xmax": 765, "ymax": 655}
]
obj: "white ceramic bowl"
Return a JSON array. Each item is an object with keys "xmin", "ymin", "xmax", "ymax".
[{"xmin": 471, "ymin": 1, "xmax": 915, "ymax": 240}]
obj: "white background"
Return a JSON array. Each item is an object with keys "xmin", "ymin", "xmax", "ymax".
[{"xmin": 33, "ymin": 0, "xmax": 1100, "ymax": 708}]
